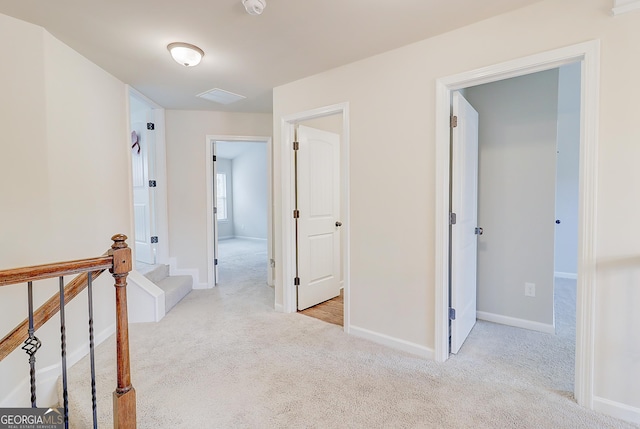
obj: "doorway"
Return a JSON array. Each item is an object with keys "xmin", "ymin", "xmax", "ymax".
[
  {"xmin": 434, "ymin": 40, "xmax": 600, "ymax": 408},
  {"xmin": 449, "ymin": 64, "xmax": 580, "ymax": 391},
  {"xmin": 128, "ymin": 88, "xmax": 169, "ymax": 268},
  {"xmin": 280, "ymin": 103, "xmax": 351, "ymax": 332},
  {"xmin": 205, "ymin": 135, "xmax": 273, "ymax": 288}
]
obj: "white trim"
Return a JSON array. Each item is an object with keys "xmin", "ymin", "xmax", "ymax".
[
  {"xmin": 476, "ymin": 311, "xmax": 555, "ymax": 334},
  {"xmin": 127, "ymin": 270, "xmax": 166, "ymax": 322},
  {"xmin": 233, "ymin": 236, "xmax": 268, "ymax": 241},
  {"xmin": 279, "ymin": 102, "xmax": 351, "ymax": 334},
  {"xmin": 0, "ymin": 323, "xmax": 115, "ymax": 408},
  {"xmin": 593, "ymin": 396, "xmax": 640, "ymax": 425},
  {"xmin": 274, "ymin": 303, "xmax": 284, "ymax": 313},
  {"xmin": 434, "ymin": 40, "xmax": 600, "ymax": 411},
  {"xmin": 168, "ymin": 257, "xmax": 207, "ymax": 289},
  {"xmin": 612, "ymin": 0, "xmax": 640, "ymax": 15},
  {"xmin": 350, "ymin": 325, "xmax": 434, "ymax": 359},
  {"xmin": 555, "ymin": 271, "xmax": 578, "ymax": 280},
  {"xmin": 205, "ymin": 135, "xmax": 273, "ymax": 288}
]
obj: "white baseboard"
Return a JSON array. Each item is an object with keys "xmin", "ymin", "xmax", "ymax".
[
  {"xmin": 0, "ymin": 323, "xmax": 115, "ymax": 408},
  {"xmin": 232, "ymin": 236, "xmax": 267, "ymax": 241},
  {"xmin": 593, "ymin": 396, "xmax": 640, "ymax": 425},
  {"xmin": 476, "ymin": 311, "xmax": 555, "ymax": 334},
  {"xmin": 349, "ymin": 325, "xmax": 434, "ymax": 359},
  {"xmin": 612, "ymin": 0, "xmax": 640, "ymax": 15},
  {"xmin": 168, "ymin": 257, "xmax": 209, "ymax": 289},
  {"xmin": 555, "ymin": 271, "xmax": 577, "ymax": 280},
  {"xmin": 274, "ymin": 303, "xmax": 284, "ymax": 313}
]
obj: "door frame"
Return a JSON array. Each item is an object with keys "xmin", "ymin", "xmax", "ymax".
[
  {"xmin": 434, "ymin": 40, "xmax": 600, "ymax": 408},
  {"xmin": 280, "ymin": 103, "xmax": 351, "ymax": 332},
  {"xmin": 127, "ymin": 87, "xmax": 170, "ymax": 266},
  {"xmin": 205, "ymin": 135, "xmax": 274, "ymax": 288}
]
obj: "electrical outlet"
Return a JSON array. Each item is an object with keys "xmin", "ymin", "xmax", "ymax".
[{"xmin": 525, "ymin": 282, "xmax": 536, "ymax": 297}]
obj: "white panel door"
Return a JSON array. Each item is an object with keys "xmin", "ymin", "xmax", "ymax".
[
  {"xmin": 450, "ymin": 92, "xmax": 479, "ymax": 354},
  {"xmin": 131, "ymin": 118, "xmax": 156, "ymax": 265},
  {"xmin": 297, "ymin": 125, "xmax": 341, "ymax": 310}
]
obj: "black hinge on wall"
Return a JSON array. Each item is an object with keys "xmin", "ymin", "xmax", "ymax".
[
  {"xmin": 147, "ymin": 122, "xmax": 155, "ymax": 130},
  {"xmin": 150, "ymin": 236, "xmax": 158, "ymax": 244},
  {"xmin": 214, "ymin": 258, "xmax": 218, "ymax": 266},
  {"xmin": 213, "ymin": 155, "xmax": 217, "ymax": 162},
  {"xmin": 294, "ymin": 277, "xmax": 300, "ymax": 286},
  {"xmin": 450, "ymin": 115, "xmax": 458, "ymax": 128},
  {"xmin": 214, "ymin": 207, "xmax": 218, "ymax": 214},
  {"xmin": 449, "ymin": 308, "xmax": 456, "ymax": 320},
  {"xmin": 449, "ymin": 212, "xmax": 457, "ymax": 225},
  {"xmin": 149, "ymin": 180, "xmax": 157, "ymax": 188},
  {"xmin": 292, "ymin": 141, "xmax": 299, "ymax": 151},
  {"xmin": 293, "ymin": 209, "xmax": 300, "ymax": 219}
]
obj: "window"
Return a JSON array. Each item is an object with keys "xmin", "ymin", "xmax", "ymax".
[{"xmin": 216, "ymin": 173, "xmax": 228, "ymax": 221}]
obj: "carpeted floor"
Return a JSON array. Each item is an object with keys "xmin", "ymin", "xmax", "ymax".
[{"xmin": 65, "ymin": 238, "xmax": 637, "ymax": 428}]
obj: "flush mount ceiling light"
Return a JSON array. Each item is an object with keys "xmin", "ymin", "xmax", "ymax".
[
  {"xmin": 243, "ymin": 0, "xmax": 266, "ymax": 15},
  {"xmin": 167, "ymin": 42, "xmax": 204, "ymax": 67}
]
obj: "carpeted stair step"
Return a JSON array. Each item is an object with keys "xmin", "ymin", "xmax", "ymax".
[
  {"xmin": 156, "ymin": 275, "xmax": 192, "ymax": 312},
  {"xmin": 141, "ymin": 264, "xmax": 170, "ymax": 284}
]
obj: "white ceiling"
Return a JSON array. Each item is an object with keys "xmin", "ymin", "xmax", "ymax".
[{"xmin": 0, "ymin": 0, "xmax": 542, "ymax": 113}]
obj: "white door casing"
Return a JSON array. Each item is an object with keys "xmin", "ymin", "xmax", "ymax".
[
  {"xmin": 131, "ymin": 114, "xmax": 156, "ymax": 265},
  {"xmin": 296, "ymin": 125, "xmax": 341, "ymax": 310},
  {"xmin": 450, "ymin": 92, "xmax": 479, "ymax": 354}
]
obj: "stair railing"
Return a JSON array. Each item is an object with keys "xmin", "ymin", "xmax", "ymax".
[{"xmin": 0, "ymin": 234, "xmax": 136, "ymax": 429}]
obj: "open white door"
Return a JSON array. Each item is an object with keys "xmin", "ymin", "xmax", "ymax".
[
  {"xmin": 212, "ymin": 143, "xmax": 219, "ymax": 284},
  {"xmin": 296, "ymin": 125, "xmax": 341, "ymax": 310},
  {"xmin": 450, "ymin": 92, "xmax": 479, "ymax": 354},
  {"xmin": 131, "ymin": 110, "xmax": 156, "ymax": 265}
]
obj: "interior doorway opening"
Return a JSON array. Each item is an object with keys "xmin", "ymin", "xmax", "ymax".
[
  {"xmin": 206, "ymin": 135, "xmax": 274, "ymax": 288},
  {"xmin": 434, "ymin": 40, "xmax": 600, "ymax": 408},
  {"xmin": 280, "ymin": 103, "xmax": 351, "ymax": 332}
]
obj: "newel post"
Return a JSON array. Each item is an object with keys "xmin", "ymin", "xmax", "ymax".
[{"xmin": 109, "ymin": 234, "xmax": 136, "ymax": 429}]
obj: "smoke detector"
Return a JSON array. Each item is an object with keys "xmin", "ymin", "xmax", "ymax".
[{"xmin": 243, "ymin": 0, "xmax": 266, "ymax": 15}]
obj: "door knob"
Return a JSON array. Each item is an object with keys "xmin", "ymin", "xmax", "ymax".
[{"xmin": 335, "ymin": 221, "xmax": 343, "ymax": 227}]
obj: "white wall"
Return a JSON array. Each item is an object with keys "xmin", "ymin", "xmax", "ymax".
[
  {"xmin": 232, "ymin": 145, "xmax": 268, "ymax": 239},
  {"xmin": 273, "ymin": 0, "xmax": 640, "ymax": 419},
  {"xmin": 216, "ymin": 157, "xmax": 235, "ymax": 239},
  {"xmin": 0, "ymin": 13, "xmax": 130, "ymax": 406},
  {"xmin": 554, "ymin": 63, "xmax": 581, "ymax": 277},
  {"xmin": 465, "ymin": 69, "xmax": 559, "ymax": 328},
  {"xmin": 165, "ymin": 111, "xmax": 272, "ymax": 284}
]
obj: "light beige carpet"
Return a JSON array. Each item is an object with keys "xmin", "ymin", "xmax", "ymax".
[{"xmin": 64, "ymin": 239, "xmax": 637, "ymax": 428}]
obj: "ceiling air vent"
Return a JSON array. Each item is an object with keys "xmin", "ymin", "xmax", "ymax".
[{"xmin": 197, "ymin": 88, "xmax": 246, "ymax": 105}]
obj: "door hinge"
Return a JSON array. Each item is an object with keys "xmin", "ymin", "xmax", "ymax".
[
  {"xmin": 214, "ymin": 258, "xmax": 218, "ymax": 266},
  {"xmin": 294, "ymin": 277, "xmax": 300, "ymax": 286},
  {"xmin": 450, "ymin": 115, "xmax": 458, "ymax": 128},
  {"xmin": 213, "ymin": 155, "xmax": 217, "ymax": 162},
  {"xmin": 147, "ymin": 122, "xmax": 155, "ymax": 130},
  {"xmin": 214, "ymin": 206, "xmax": 217, "ymax": 214},
  {"xmin": 449, "ymin": 212, "xmax": 457, "ymax": 225},
  {"xmin": 449, "ymin": 308, "xmax": 456, "ymax": 320},
  {"xmin": 150, "ymin": 236, "xmax": 158, "ymax": 244},
  {"xmin": 292, "ymin": 141, "xmax": 299, "ymax": 151},
  {"xmin": 149, "ymin": 180, "xmax": 157, "ymax": 188},
  {"xmin": 293, "ymin": 209, "xmax": 300, "ymax": 219},
  {"xmin": 475, "ymin": 227, "xmax": 484, "ymax": 235}
]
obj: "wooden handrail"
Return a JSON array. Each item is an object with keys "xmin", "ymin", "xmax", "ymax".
[
  {"xmin": 0, "ymin": 234, "xmax": 136, "ymax": 428},
  {"xmin": 0, "ymin": 269, "xmax": 107, "ymax": 361},
  {"xmin": 0, "ymin": 256, "xmax": 113, "ymax": 287}
]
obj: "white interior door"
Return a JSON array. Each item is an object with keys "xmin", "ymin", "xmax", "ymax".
[
  {"xmin": 131, "ymin": 115, "xmax": 156, "ymax": 265},
  {"xmin": 296, "ymin": 125, "xmax": 341, "ymax": 310},
  {"xmin": 450, "ymin": 92, "xmax": 479, "ymax": 354},
  {"xmin": 212, "ymin": 143, "xmax": 219, "ymax": 284}
]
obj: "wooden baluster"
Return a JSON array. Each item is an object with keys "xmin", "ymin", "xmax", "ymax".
[{"xmin": 109, "ymin": 234, "xmax": 136, "ymax": 429}]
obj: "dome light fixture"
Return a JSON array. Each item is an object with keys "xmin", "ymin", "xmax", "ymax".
[
  {"xmin": 167, "ymin": 42, "xmax": 204, "ymax": 67},
  {"xmin": 243, "ymin": 0, "xmax": 266, "ymax": 15}
]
